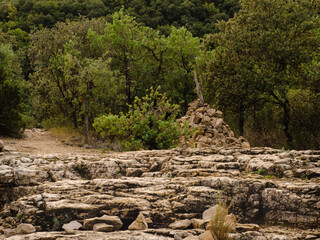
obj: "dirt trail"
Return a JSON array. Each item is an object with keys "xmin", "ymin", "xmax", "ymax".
[{"xmin": 2, "ymin": 129, "xmax": 100, "ymax": 155}]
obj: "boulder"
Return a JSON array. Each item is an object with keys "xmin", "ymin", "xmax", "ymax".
[
  {"xmin": 128, "ymin": 213, "xmax": 148, "ymax": 230},
  {"xmin": 83, "ymin": 215, "xmax": 123, "ymax": 230}
]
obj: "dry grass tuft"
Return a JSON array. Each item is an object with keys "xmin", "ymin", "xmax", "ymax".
[{"xmin": 209, "ymin": 200, "xmax": 235, "ymax": 240}]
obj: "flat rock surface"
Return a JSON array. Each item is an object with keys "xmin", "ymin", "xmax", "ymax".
[{"xmin": 0, "ymin": 130, "xmax": 319, "ymax": 239}]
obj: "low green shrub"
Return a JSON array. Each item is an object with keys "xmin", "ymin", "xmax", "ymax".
[{"xmin": 94, "ymin": 87, "xmax": 186, "ymax": 151}]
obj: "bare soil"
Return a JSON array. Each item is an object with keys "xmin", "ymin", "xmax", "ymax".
[{"xmin": 2, "ymin": 129, "xmax": 100, "ymax": 155}]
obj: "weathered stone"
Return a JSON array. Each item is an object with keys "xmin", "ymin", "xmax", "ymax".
[
  {"xmin": 128, "ymin": 213, "xmax": 148, "ymax": 230},
  {"xmin": 62, "ymin": 220, "xmax": 82, "ymax": 232},
  {"xmin": 4, "ymin": 228, "xmax": 17, "ymax": 238},
  {"xmin": 3, "ymin": 224, "xmax": 36, "ymax": 237},
  {"xmin": 207, "ymin": 109, "xmax": 216, "ymax": 118},
  {"xmin": 16, "ymin": 223, "xmax": 36, "ymax": 234},
  {"xmin": 83, "ymin": 215, "xmax": 123, "ymax": 230},
  {"xmin": 202, "ymin": 205, "xmax": 218, "ymax": 222},
  {"xmin": 169, "ymin": 219, "xmax": 192, "ymax": 230},
  {"xmin": 183, "ymin": 234, "xmax": 198, "ymax": 240},
  {"xmin": 126, "ymin": 168, "xmax": 142, "ymax": 177},
  {"xmin": 0, "ymin": 139, "xmax": 4, "ymax": 152},
  {"xmin": 191, "ymin": 219, "xmax": 206, "ymax": 229},
  {"xmin": 235, "ymin": 223, "xmax": 260, "ymax": 232},
  {"xmin": 201, "ymin": 116, "xmax": 211, "ymax": 125},
  {"xmin": 199, "ymin": 230, "xmax": 214, "ymax": 240},
  {"xmin": 214, "ymin": 110, "xmax": 223, "ymax": 118},
  {"xmin": 93, "ymin": 223, "xmax": 113, "ymax": 232}
]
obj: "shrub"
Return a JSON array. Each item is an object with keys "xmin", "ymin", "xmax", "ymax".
[{"xmin": 93, "ymin": 87, "xmax": 184, "ymax": 151}]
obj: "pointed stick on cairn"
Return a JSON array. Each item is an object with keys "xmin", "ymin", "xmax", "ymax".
[{"xmin": 194, "ymin": 68, "xmax": 204, "ymax": 107}]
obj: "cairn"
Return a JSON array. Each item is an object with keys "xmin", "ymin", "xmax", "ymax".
[{"xmin": 177, "ymin": 100, "xmax": 250, "ymax": 149}]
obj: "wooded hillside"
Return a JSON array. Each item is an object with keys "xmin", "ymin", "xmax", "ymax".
[{"xmin": 0, "ymin": 0, "xmax": 319, "ymax": 150}]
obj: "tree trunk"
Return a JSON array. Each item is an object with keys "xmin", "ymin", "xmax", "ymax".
[
  {"xmin": 239, "ymin": 102, "xmax": 244, "ymax": 136},
  {"xmin": 72, "ymin": 110, "xmax": 78, "ymax": 129},
  {"xmin": 84, "ymin": 82, "xmax": 89, "ymax": 145},
  {"xmin": 283, "ymin": 99, "xmax": 293, "ymax": 147},
  {"xmin": 124, "ymin": 50, "xmax": 131, "ymax": 105},
  {"xmin": 194, "ymin": 69, "xmax": 204, "ymax": 106}
]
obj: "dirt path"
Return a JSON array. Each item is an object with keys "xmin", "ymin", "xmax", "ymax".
[{"xmin": 2, "ymin": 129, "xmax": 100, "ymax": 155}]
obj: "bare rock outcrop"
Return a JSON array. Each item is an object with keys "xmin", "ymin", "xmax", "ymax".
[
  {"xmin": 177, "ymin": 100, "xmax": 250, "ymax": 149},
  {"xmin": 0, "ymin": 147, "xmax": 319, "ymax": 239}
]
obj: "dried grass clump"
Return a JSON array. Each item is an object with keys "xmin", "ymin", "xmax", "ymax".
[{"xmin": 209, "ymin": 201, "xmax": 235, "ymax": 240}]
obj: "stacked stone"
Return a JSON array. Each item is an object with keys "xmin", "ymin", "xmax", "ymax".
[{"xmin": 177, "ymin": 100, "xmax": 250, "ymax": 149}]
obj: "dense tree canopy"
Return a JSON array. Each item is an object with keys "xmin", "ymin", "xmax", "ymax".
[
  {"xmin": 0, "ymin": 0, "xmax": 319, "ymax": 150},
  {"xmin": 0, "ymin": 0, "xmax": 240, "ymax": 37},
  {"xmin": 0, "ymin": 43, "xmax": 26, "ymax": 135},
  {"xmin": 199, "ymin": 0, "xmax": 320, "ymax": 148}
]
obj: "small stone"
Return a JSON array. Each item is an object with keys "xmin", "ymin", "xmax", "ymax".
[
  {"xmin": 202, "ymin": 205, "xmax": 218, "ymax": 222},
  {"xmin": 62, "ymin": 220, "xmax": 82, "ymax": 232},
  {"xmin": 201, "ymin": 116, "xmax": 211, "ymax": 125},
  {"xmin": 236, "ymin": 223, "xmax": 260, "ymax": 232},
  {"xmin": 93, "ymin": 223, "xmax": 113, "ymax": 232},
  {"xmin": 214, "ymin": 119, "xmax": 224, "ymax": 128},
  {"xmin": 306, "ymin": 235, "xmax": 317, "ymax": 240},
  {"xmin": 4, "ymin": 229, "xmax": 16, "ymax": 238},
  {"xmin": 196, "ymin": 107, "xmax": 206, "ymax": 113},
  {"xmin": 168, "ymin": 219, "xmax": 192, "ymax": 230},
  {"xmin": 191, "ymin": 218, "xmax": 206, "ymax": 229},
  {"xmin": 16, "ymin": 223, "xmax": 36, "ymax": 234},
  {"xmin": 128, "ymin": 212, "xmax": 148, "ymax": 230},
  {"xmin": 241, "ymin": 141, "xmax": 250, "ymax": 149},
  {"xmin": 126, "ymin": 168, "xmax": 142, "ymax": 177},
  {"xmin": 4, "ymin": 224, "xmax": 36, "ymax": 237},
  {"xmin": 83, "ymin": 215, "xmax": 123, "ymax": 230},
  {"xmin": 207, "ymin": 109, "xmax": 215, "ymax": 118},
  {"xmin": 214, "ymin": 110, "xmax": 223, "ymax": 118},
  {"xmin": 199, "ymin": 230, "xmax": 214, "ymax": 240},
  {"xmin": 0, "ymin": 140, "xmax": 4, "ymax": 152},
  {"xmin": 183, "ymin": 234, "xmax": 198, "ymax": 240}
]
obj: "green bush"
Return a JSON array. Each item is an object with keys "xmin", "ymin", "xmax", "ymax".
[{"xmin": 93, "ymin": 87, "xmax": 184, "ymax": 151}]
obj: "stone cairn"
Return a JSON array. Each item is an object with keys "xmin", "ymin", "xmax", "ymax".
[{"xmin": 177, "ymin": 100, "xmax": 250, "ymax": 149}]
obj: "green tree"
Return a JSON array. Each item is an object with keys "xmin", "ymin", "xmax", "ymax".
[
  {"xmin": 29, "ymin": 18, "xmax": 120, "ymax": 133},
  {"xmin": 0, "ymin": 43, "xmax": 26, "ymax": 135},
  {"xmin": 200, "ymin": 0, "xmax": 320, "ymax": 148},
  {"xmin": 89, "ymin": 10, "xmax": 199, "ymax": 111}
]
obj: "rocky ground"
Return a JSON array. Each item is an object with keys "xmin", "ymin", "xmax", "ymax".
[{"xmin": 0, "ymin": 129, "xmax": 319, "ymax": 240}]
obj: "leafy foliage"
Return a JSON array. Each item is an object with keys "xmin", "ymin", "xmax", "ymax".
[
  {"xmin": 93, "ymin": 88, "xmax": 183, "ymax": 151},
  {"xmin": 199, "ymin": 0, "xmax": 320, "ymax": 148},
  {"xmin": 0, "ymin": 43, "xmax": 26, "ymax": 135}
]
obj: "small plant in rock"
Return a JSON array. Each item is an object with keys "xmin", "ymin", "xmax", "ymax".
[
  {"xmin": 257, "ymin": 168, "xmax": 266, "ymax": 175},
  {"xmin": 74, "ymin": 164, "xmax": 91, "ymax": 179},
  {"xmin": 16, "ymin": 212, "xmax": 24, "ymax": 222},
  {"xmin": 209, "ymin": 200, "xmax": 236, "ymax": 240}
]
